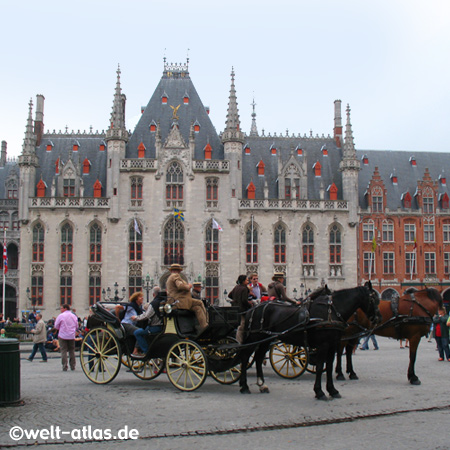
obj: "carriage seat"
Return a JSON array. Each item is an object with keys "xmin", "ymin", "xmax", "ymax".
[
  {"xmin": 92, "ymin": 303, "xmax": 121, "ymax": 328},
  {"xmin": 173, "ymin": 309, "xmax": 198, "ymax": 336}
]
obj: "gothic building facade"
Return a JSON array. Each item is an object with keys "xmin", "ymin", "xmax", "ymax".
[{"xmin": 5, "ymin": 60, "xmax": 449, "ymax": 319}]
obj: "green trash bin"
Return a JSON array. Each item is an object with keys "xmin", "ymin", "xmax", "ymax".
[{"xmin": 0, "ymin": 338, "xmax": 21, "ymax": 405}]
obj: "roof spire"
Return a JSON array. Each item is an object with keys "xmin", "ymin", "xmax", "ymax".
[
  {"xmin": 22, "ymin": 98, "xmax": 36, "ymax": 155},
  {"xmin": 250, "ymin": 97, "xmax": 258, "ymax": 137},
  {"xmin": 343, "ymin": 104, "xmax": 356, "ymax": 158},
  {"xmin": 222, "ymin": 67, "xmax": 244, "ymax": 144},
  {"xmin": 106, "ymin": 65, "xmax": 128, "ymax": 142}
]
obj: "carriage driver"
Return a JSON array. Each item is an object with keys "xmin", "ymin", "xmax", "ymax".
[
  {"xmin": 268, "ymin": 272, "xmax": 300, "ymax": 305},
  {"xmin": 166, "ymin": 264, "xmax": 209, "ymax": 335}
]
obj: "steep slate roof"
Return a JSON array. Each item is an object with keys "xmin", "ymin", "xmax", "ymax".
[
  {"xmin": 127, "ymin": 67, "xmax": 223, "ymax": 160},
  {"xmin": 357, "ymin": 149, "xmax": 450, "ymax": 210},
  {"xmin": 242, "ymin": 136, "xmax": 343, "ymax": 199},
  {"xmin": 35, "ymin": 135, "xmax": 107, "ymax": 197},
  {"xmin": 0, "ymin": 161, "xmax": 19, "ymax": 198}
]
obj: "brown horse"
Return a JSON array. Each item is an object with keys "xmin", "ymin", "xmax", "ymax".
[{"xmin": 336, "ymin": 288, "xmax": 443, "ymax": 385}]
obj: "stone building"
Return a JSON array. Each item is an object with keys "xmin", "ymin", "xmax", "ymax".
[{"xmin": 14, "ymin": 61, "xmax": 361, "ymax": 318}]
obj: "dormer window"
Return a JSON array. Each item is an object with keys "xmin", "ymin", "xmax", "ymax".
[
  {"xmin": 390, "ymin": 173, "xmax": 398, "ymax": 185},
  {"xmin": 149, "ymin": 121, "xmax": 157, "ymax": 132},
  {"xmin": 82, "ymin": 158, "xmax": 90, "ymax": 174},
  {"xmin": 46, "ymin": 141, "xmax": 53, "ymax": 152},
  {"xmin": 328, "ymin": 183, "xmax": 338, "ymax": 200},
  {"xmin": 244, "ymin": 145, "xmax": 251, "ymax": 155},
  {"xmin": 55, "ymin": 158, "xmax": 60, "ymax": 174},
  {"xmin": 93, "ymin": 180, "xmax": 102, "ymax": 198},
  {"xmin": 313, "ymin": 161, "xmax": 322, "ymax": 177},
  {"xmin": 257, "ymin": 160, "xmax": 265, "ymax": 176},
  {"xmin": 194, "ymin": 120, "xmax": 200, "ymax": 133},
  {"xmin": 161, "ymin": 92, "xmax": 168, "ymax": 104},
  {"xmin": 247, "ymin": 181, "xmax": 256, "ymax": 199},
  {"xmin": 439, "ymin": 174, "xmax": 447, "ymax": 186},
  {"xmin": 138, "ymin": 142, "xmax": 146, "ymax": 159},
  {"xmin": 73, "ymin": 142, "xmax": 79, "ymax": 152},
  {"xmin": 204, "ymin": 143, "xmax": 212, "ymax": 160},
  {"xmin": 362, "ymin": 155, "xmax": 369, "ymax": 165},
  {"xmin": 410, "ymin": 156, "xmax": 417, "ymax": 166},
  {"xmin": 183, "ymin": 92, "xmax": 190, "ymax": 104},
  {"xmin": 37, "ymin": 179, "xmax": 46, "ymax": 197},
  {"xmin": 296, "ymin": 147, "xmax": 303, "ymax": 156},
  {"xmin": 99, "ymin": 143, "xmax": 105, "ymax": 151},
  {"xmin": 441, "ymin": 192, "xmax": 449, "ymax": 209},
  {"xmin": 270, "ymin": 145, "xmax": 277, "ymax": 155},
  {"xmin": 321, "ymin": 145, "xmax": 328, "ymax": 156},
  {"xmin": 403, "ymin": 191, "xmax": 412, "ymax": 208}
]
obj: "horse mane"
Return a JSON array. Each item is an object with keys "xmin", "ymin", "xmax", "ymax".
[
  {"xmin": 404, "ymin": 287, "xmax": 443, "ymax": 307},
  {"xmin": 309, "ymin": 285, "xmax": 332, "ymax": 301}
]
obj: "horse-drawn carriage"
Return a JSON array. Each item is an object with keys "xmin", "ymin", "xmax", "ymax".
[{"xmin": 80, "ymin": 300, "xmax": 242, "ymax": 391}]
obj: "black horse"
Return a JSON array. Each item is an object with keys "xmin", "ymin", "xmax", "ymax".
[{"xmin": 239, "ymin": 282, "xmax": 380, "ymax": 400}]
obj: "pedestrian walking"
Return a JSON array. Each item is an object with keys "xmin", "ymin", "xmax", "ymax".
[
  {"xmin": 54, "ymin": 304, "xmax": 78, "ymax": 371},
  {"xmin": 27, "ymin": 313, "xmax": 48, "ymax": 362}
]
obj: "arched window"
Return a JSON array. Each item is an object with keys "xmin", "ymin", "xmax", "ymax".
[
  {"xmin": 89, "ymin": 223, "xmax": 102, "ymax": 262},
  {"xmin": 32, "ymin": 223, "xmax": 45, "ymax": 262},
  {"xmin": 166, "ymin": 162, "xmax": 184, "ymax": 202},
  {"xmin": 206, "ymin": 178, "xmax": 219, "ymax": 208},
  {"xmin": 302, "ymin": 224, "xmax": 314, "ymax": 264},
  {"xmin": 329, "ymin": 225, "xmax": 341, "ymax": 265},
  {"xmin": 274, "ymin": 223, "xmax": 286, "ymax": 263},
  {"xmin": 246, "ymin": 221, "xmax": 258, "ymax": 263},
  {"xmin": 205, "ymin": 220, "xmax": 219, "ymax": 262},
  {"xmin": 60, "ymin": 223, "xmax": 73, "ymax": 262},
  {"xmin": 129, "ymin": 220, "xmax": 143, "ymax": 262},
  {"xmin": 164, "ymin": 219, "xmax": 184, "ymax": 265}
]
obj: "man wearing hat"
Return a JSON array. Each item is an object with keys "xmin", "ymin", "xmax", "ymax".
[
  {"xmin": 267, "ymin": 272, "xmax": 298, "ymax": 305},
  {"xmin": 166, "ymin": 264, "xmax": 208, "ymax": 333},
  {"xmin": 191, "ymin": 282, "xmax": 202, "ymax": 300}
]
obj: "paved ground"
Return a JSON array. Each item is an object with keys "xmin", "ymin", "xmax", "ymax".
[{"xmin": 1, "ymin": 337, "xmax": 449, "ymax": 449}]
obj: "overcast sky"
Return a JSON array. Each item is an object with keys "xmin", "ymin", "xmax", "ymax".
[{"xmin": 1, "ymin": 0, "xmax": 450, "ymax": 158}]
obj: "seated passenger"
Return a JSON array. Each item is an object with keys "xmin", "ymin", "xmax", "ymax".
[
  {"xmin": 114, "ymin": 291, "xmax": 144, "ymax": 337},
  {"xmin": 131, "ymin": 287, "xmax": 164, "ymax": 358}
]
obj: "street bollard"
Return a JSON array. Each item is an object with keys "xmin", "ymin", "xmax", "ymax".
[{"xmin": 0, "ymin": 338, "xmax": 21, "ymax": 406}]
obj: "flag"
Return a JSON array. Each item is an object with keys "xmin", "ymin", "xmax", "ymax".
[
  {"xmin": 372, "ymin": 236, "xmax": 377, "ymax": 252},
  {"xmin": 173, "ymin": 208, "xmax": 185, "ymax": 221},
  {"xmin": 212, "ymin": 218, "xmax": 223, "ymax": 231},
  {"xmin": 3, "ymin": 240, "xmax": 7, "ymax": 275},
  {"xmin": 413, "ymin": 237, "xmax": 417, "ymax": 250},
  {"xmin": 134, "ymin": 218, "xmax": 141, "ymax": 235}
]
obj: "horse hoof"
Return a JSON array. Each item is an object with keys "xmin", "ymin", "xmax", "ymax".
[
  {"xmin": 315, "ymin": 393, "xmax": 327, "ymax": 401},
  {"xmin": 260, "ymin": 387, "xmax": 270, "ymax": 394},
  {"xmin": 330, "ymin": 392, "xmax": 342, "ymax": 399},
  {"xmin": 410, "ymin": 379, "xmax": 421, "ymax": 386},
  {"xmin": 240, "ymin": 387, "xmax": 251, "ymax": 394},
  {"xmin": 349, "ymin": 374, "xmax": 359, "ymax": 380},
  {"xmin": 336, "ymin": 374, "xmax": 345, "ymax": 381}
]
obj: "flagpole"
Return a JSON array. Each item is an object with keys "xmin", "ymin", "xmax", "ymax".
[
  {"xmin": 250, "ymin": 214, "xmax": 254, "ymax": 263},
  {"xmin": 2, "ymin": 229, "xmax": 6, "ymax": 317},
  {"xmin": 173, "ymin": 214, "xmax": 176, "ymax": 264}
]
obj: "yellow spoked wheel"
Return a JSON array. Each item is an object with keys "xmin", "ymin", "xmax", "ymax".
[
  {"xmin": 208, "ymin": 337, "xmax": 241, "ymax": 385},
  {"xmin": 121, "ymin": 353, "xmax": 130, "ymax": 368},
  {"xmin": 269, "ymin": 342, "xmax": 308, "ymax": 379},
  {"xmin": 130, "ymin": 358, "xmax": 165, "ymax": 380},
  {"xmin": 80, "ymin": 327, "xmax": 122, "ymax": 384},
  {"xmin": 166, "ymin": 340, "xmax": 208, "ymax": 391}
]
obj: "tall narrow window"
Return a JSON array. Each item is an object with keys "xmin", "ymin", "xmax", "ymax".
[
  {"xmin": 128, "ymin": 275, "xmax": 142, "ymax": 298},
  {"xmin": 302, "ymin": 225, "xmax": 314, "ymax": 264},
  {"xmin": 405, "ymin": 252, "xmax": 416, "ymax": 275},
  {"xmin": 31, "ymin": 276, "xmax": 44, "ymax": 307},
  {"xmin": 382, "ymin": 221, "xmax": 394, "ymax": 242},
  {"xmin": 63, "ymin": 179, "xmax": 75, "ymax": 197},
  {"xmin": 60, "ymin": 276, "xmax": 72, "ymax": 306},
  {"xmin": 129, "ymin": 221, "xmax": 143, "ymax": 262},
  {"xmin": 329, "ymin": 225, "xmax": 341, "ymax": 264},
  {"xmin": 246, "ymin": 222, "xmax": 258, "ymax": 263},
  {"xmin": 89, "ymin": 224, "xmax": 102, "ymax": 262},
  {"xmin": 424, "ymin": 224, "xmax": 435, "ymax": 243},
  {"xmin": 164, "ymin": 220, "xmax": 184, "ymax": 265},
  {"xmin": 206, "ymin": 178, "xmax": 218, "ymax": 208},
  {"xmin": 425, "ymin": 252, "xmax": 436, "ymax": 274},
  {"xmin": 205, "ymin": 274, "xmax": 219, "ymax": 305},
  {"xmin": 274, "ymin": 224, "xmax": 286, "ymax": 263},
  {"xmin": 285, "ymin": 178, "xmax": 291, "ymax": 199},
  {"xmin": 61, "ymin": 224, "xmax": 73, "ymax": 262},
  {"xmin": 372, "ymin": 195, "xmax": 383, "ymax": 212},
  {"xmin": 32, "ymin": 223, "xmax": 45, "ymax": 262},
  {"xmin": 404, "ymin": 223, "xmax": 416, "ymax": 243},
  {"xmin": 444, "ymin": 253, "xmax": 450, "ymax": 275},
  {"xmin": 206, "ymin": 221, "xmax": 219, "ymax": 262},
  {"xmin": 363, "ymin": 252, "xmax": 375, "ymax": 274},
  {"xmin": 89, "ymin": 276, "xmax": 101, "ymax": 306},
  {"xmin": 383, "ymin": 252, "xmax": 394, "ymax": 274},
  {"xmin": 423, "ymin": 193, "xmax": 434, "ymax": 213},
  {"xmin": 363, "ymin": 221, "xmax": 375, "ymax": 242},
  {"xmin": 131, "ymin": 176, "xmax": 143, "ymax": 206},
  {"xmin": 166, "ymin": 162, "xmax": 184, "ymax": 203},
  {"xmin": 444, "ymin": 223, "xmax": 450, "ymax": 243}
]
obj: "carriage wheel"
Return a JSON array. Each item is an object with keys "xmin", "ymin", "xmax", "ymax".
[
  {"xmin": 130, "ymin": 358, "xmax": 165, "ymax": 381},
  {"xmin": 80, "ymin": 327, "xmax": 122, "ymax": 384},
  {"xmin": 166, "ymin": 340, "xmax": 208, "ymax": 391},
  {"xmin": 121, "ymin": 353, "xmax": 130, "ymax": 368},
  {"xmin": 269, "ymin": 342, "xmax": 308, "ymax": 379},
  {"xmin": 208, "ymin": 337, "xmax": 241, "ymax": 385}
]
